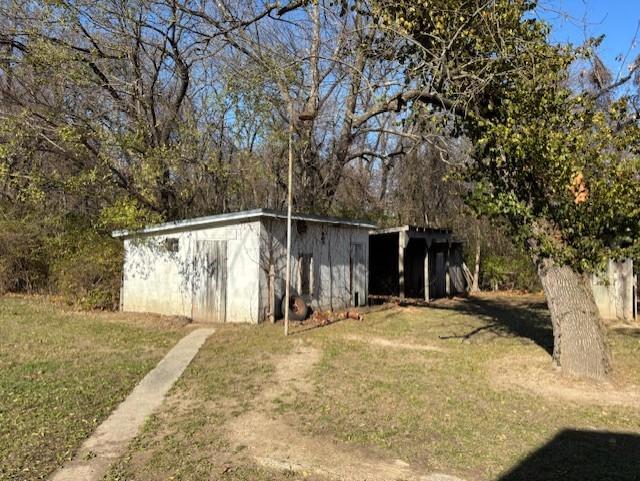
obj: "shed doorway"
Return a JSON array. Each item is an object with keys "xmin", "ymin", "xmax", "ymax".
[
  {"xmin": 432, "ymin": 250, "xmax": 447, "ymax": 299},
  {"xmin": 192, "ymin": 240, "xmax": 227, "ymax": 323}
]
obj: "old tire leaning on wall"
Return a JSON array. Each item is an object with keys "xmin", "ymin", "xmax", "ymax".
[{"xmin": 281, "ymin": 290, "xmax": 309, "ymax": 321}]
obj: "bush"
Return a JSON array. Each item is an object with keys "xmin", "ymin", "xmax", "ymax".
[
  {"xmin": 47, "ymin": 224, "xmax": 123, "ymax": 310},
  {"xmin": 481, "ymin": 254, "xmax": 540, "ymax": 292},
  {"xmin": 0, "ymin": 212, "xmax": 123, "ymax": 309},
  {"xmin": 0, "ymin": 219, "xmax": 49, "ymax": 293}
]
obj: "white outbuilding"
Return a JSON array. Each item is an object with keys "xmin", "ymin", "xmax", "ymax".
[
  {"xmin": 591, "ymin": 259, "xmax": 637, "ymax": 321},
  {"xmin": 112, "ymin": 209, "xmax": 374, "ymax": 323}
]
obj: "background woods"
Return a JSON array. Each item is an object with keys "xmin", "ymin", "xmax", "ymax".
[
  {"xmin": 0, "ymin": 0, "xmax": 514, "ymax": 307},
  {"xmin": 0, "ymin": 0, "xmax": 637, "ymax": 359}
]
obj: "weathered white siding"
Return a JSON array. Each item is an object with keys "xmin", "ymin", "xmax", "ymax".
[
  {"xmin": 591, "ymin": 259, "xmax": 636, "ymax": 321},
  {"xmin": 257, "ymin": 218, "xmax": 369, "ymax": 321},
  {"xmin": 119, "ymin": 212, "xmax": 371, "ymax": 324},
  {"xmin": 121, "ymin": 220, "xmax": 262, "ymax": 323}
]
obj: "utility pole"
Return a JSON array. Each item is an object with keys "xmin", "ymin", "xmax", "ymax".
[
  {"xmin": 283, "ymin": 101, "xmax": 316, "ymax": 336},
  {"xmin": 284, "ymin": 102, "xmax": 295, "ymax": 337}
]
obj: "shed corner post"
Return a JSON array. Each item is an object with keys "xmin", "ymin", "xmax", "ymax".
[
  {"xmin": 399, "ymin": 231, "xmax": 408, "ymax": 299},
  {"xmin": 268, "ymin": 262, "xmax": 276, "ymax": 323},
  {"xmin": 424, "ymin": 239, "xmax": 430, "ymax": 302},
  {"xmin": 119, "ymin": 239, "xmax": 127, "ymax": 311},
  {"xmin": 445, "ymin": 241, "xmax": 451, "ymax": 298}
]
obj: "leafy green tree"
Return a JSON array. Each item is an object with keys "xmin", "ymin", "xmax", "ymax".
[{"xmin": 373, "ymin": 0, "xmax": 640, "ymax": 379}]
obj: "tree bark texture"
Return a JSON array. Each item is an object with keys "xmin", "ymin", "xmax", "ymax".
[{"xmin": 537, "ymin": 257, "xmax": 611, "ymax": 380}]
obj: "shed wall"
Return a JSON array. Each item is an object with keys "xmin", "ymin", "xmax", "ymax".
[
  {"xmin": 121, "ymin": 220, "xmax": 261, "ymax": 323},
  {"xmin": 258, "ymin": 219, "xmax": 370, "ymax": 321},
  {"xmin": 591, "ymin": 259, "xmax": 636, "ymax": 321}
]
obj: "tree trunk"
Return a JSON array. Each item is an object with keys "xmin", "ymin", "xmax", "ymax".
[
  {"xmin": 537, "ymin": 257, "xmax": 611, "ymax": 380},
  {"xmin": 471, "ymin": 233, "xmax": 481, "ymax": 293}
]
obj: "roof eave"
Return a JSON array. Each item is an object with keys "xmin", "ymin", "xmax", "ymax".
[{"xmin": 112, "ymin": 208, "xmax": 376, "ymax": 239}]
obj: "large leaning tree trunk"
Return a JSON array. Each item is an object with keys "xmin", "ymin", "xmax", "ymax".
[{"xmin": 537, "ymin": 257, "xmax": 611, "ymax": 380}]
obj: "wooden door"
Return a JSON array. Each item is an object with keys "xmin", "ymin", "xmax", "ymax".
[
  {"xmin": 350, "ymin": 243, "xmax": 365, "ymax": 307},
  {"xmin": 192, "ymin": 240, "xmax": 227, "ymax": 323}
]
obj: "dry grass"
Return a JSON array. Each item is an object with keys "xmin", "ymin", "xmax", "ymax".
[
  {"xmin": 102, "ymin": 295, "xmax": 639, "ymax": 480},
  {"xmin": 0, "ymin": 295, "xmax": 187, "ymax": 481}
]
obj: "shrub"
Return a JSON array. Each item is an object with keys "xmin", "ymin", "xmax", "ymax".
[
  {"xmin": 0, "ymin": 219, "xmax": 49, "ymax": 293},
  {"xmin": 481, "ymin": 254, "xmax": 540, "ymax": 292},
  {"xmin": 47, "ymin": 224, "xmax": 123, "ymax": 310}
]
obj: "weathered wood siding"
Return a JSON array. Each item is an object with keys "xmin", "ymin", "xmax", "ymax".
[
  {"xmin": 120, "ymin": 220, "xmax": 261, "ymax": 323},
  {"xmin": 192, "ymin": 240, "xmax": 227, "ymax": 323},
  {"xmin": 591, "ymin": 259, "xmax": 636, "ymax": 321},
  {"xmin": 258, "ymin": 219, "xmax": 370, "ymax": 321},
  {"xmin": 121, "ymin": 214, "xmax": 370, "ymax": 324}
]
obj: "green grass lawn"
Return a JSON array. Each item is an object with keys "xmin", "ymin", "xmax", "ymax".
[
  {"xmin": 107, "ymin": 297, "xmax": 640, "ymax": 481},
  {"xmin": 106, "ymin": 322, "xmax": 296, "ymax": 481},
  {"xmin": 0, "ymin": 296, "xmax": 188, "ymax": 481},
  {"xmin": 104, "ymin": 293, "xmax": 640, "ymax": 481},
  {"xmin": 296, "ymin": 298, "xmax": 640, "ymax": 479}
]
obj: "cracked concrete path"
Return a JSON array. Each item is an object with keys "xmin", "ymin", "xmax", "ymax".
[{"xmin": 48, "ymin": 327, "xmax": 215, "ymax": 481}]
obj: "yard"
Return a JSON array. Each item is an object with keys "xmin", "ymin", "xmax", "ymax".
[
  {"xmin": 0, "ymin": 296, "xmax": 190, "ymax": 481},
  {"xmin": 101, "ymin": 293, "xmax": 640, "ymax": 481}
]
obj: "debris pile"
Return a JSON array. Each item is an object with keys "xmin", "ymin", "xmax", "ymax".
[{"xmin": 306, "ymin": 308, "xmax": 363, "ymax": 326}]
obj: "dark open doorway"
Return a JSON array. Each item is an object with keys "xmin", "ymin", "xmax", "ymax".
[{"xmin": 368, "ymin": 226, "xmax": 466, "ymax": 301}]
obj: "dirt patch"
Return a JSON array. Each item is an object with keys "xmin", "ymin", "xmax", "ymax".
[
  {"xmin": 230, "ymin": 410, "xmax": 424, "ymax": 481},
  {"xmin": 343, "ymin": 334, "xmax": 448, "ymax": 353},
  {"xmin": 263, "ymin": 343, "xmax": 321, "ymax": 401},
  {"xmin": 470, "ymin": 291, "xmax": 545, "ymax": 300},
  {"xmin": 226, "ymin": 340, "xmax": 463, "ymax": 481},
  {"xmin": 489, "ymin": 354, "xmax": 640, "ymax": 408}
]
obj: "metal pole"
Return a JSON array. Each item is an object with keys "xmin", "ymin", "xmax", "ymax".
[{"xmin": 284, "ymin": 103, "xmax": 294, "ymax": 337}]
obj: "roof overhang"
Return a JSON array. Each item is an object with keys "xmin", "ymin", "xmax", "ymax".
[
  {"xmin": 369, "ymin": 225, "xmax": 452, "ymax": 236},
  {"xmin": 112, "ymin": 208, "xmax": 377, "ymax": 239}
]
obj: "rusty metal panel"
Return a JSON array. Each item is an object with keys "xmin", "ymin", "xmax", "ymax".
[{"xmin": 192, "ymin": 240, "xmax": 227, "ymax": 323}]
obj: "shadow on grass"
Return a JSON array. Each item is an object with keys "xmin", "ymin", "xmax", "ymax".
[
  {"xmin": 430, "ymin": 296, "xmax": 554, "ymax": 355},
  {"xmin": 497, "ymin": 429, "xmax": 640, "ymax": 481},
  {"xmin": 612, "ymin": 327, "xmax": 640, "ymax": 338}
]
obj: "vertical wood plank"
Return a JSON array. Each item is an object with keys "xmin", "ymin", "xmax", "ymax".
[
  {"xmin": 424, "ymin": 243, "xmax": 430, "ymax": 301},
  {"xmin": 219, "ymin": 241, "xmax": 227, "ymax": 323},
  {"xmin": 192, "ymin": 240, "xmax": 227, "ymax": 323},
  {"xmin": 445, "ymin": 242, "xmax": 451, "ymax": 298},
  {"xmin": 398, "ymin": 232, "xmax": 406, "ymax": 299},
  {"xmin": 350, "ymin": 243, "xmax": 365, "ymax": 306},
  {"xmin": 268, "ymin": 262, "xmax": 275, "ymax": 323}
]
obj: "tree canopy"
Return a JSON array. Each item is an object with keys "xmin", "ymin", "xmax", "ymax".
[
  {"xmin": 374, "ymin": 0, "xmax": 639, "ymax": 272},
  {"xmin": 1, "ymin": 0, "xmax": 638, "ymax": 378},
  {"xmin": 372, "ymin": 0, "xmax": 639, "ymax": 378}
]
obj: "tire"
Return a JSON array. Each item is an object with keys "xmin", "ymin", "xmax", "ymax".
[{"xmin": 280, "ymin": 291, "xmax": 309, "ymax": 321}]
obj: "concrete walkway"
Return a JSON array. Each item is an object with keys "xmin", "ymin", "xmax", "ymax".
[{"xmin": 49, "ymin": 328, "xmax": 215, "ymax": 481}]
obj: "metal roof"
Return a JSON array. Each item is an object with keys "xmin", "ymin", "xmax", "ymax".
[
  {"xmin": 370, "ymin": 225, "xmax": 452, "ymax": 235},
  {"xmin": 112, "ymin": 208, "xmax": 377, "ymax": 238}
]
